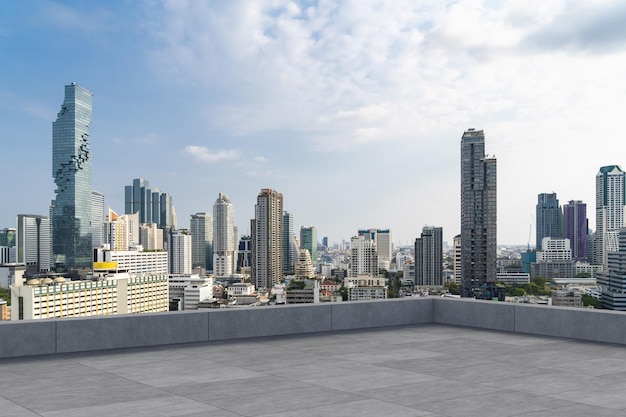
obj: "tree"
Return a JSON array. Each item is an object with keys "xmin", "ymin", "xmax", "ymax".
[
  {"xmin": 512, "ymin": 288, "xmax": 526, "ymax": 297},
  {"xmin": 444, "ymin": 282, "xmax": 460, "ymax": 295},
  {"xmin": 582, "ymin": 294, "xmax": 600, "ymax": 308},
  {"xmin": 338, "ymin": 286, "xmax": 348, "ymax": 301}
]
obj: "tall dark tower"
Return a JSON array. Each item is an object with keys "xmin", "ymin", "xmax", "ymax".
[
  {"xmin": 536, "ymin": 193, "xmax": 562, "ymax": 250},
  {"xmin": 460, "ymin": 129, "xmax": 497, "ymax": 298},
  {"xmin": 51, "ymin": 83, "xmax": 93, "ymax": 274}
]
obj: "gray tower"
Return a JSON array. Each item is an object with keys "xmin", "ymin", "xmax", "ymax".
[
  {"xmin": 415, "ymin": 226, "xmax": 443, "ymax": 286},
  {"xmin": 460, "ymin": 129, "xmax": 497, "ymax": 297}
]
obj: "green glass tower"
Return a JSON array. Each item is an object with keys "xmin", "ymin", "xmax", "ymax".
[{"xmin": 51, "ymin": 83, "xmax": 93, "ymax": 272}]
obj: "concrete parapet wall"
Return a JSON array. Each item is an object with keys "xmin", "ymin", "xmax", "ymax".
[
  {"xmin": 331, "ymin": 298, "xmax": 433, "ymax": 331},
  {"xmin": 56, "ymin": 310, "xmax": 210, "ymax": 354},
  {"xmin": 0, "ymin": 320, "xmax": 56, "ymax": 358},
  {"xmin": 433, "ymin": 297, "xmax": 515, "ymax": 331},
  {"xmin": 513, "ymin": 303, "xmax": 626, "ymax": 344},
  {"xmin": 209, "ymin": 304, "xmax": 332, "ymax": 341},
  {"xmin": 2, "ymin": 297, "xmax": 626, "ymax": 359}
]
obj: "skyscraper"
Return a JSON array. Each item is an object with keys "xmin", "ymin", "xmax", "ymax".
[
  {"xmin": 536, "ymin": 193, "xmax": 562, "ymax": 250},
  {"xmin": 357, "ymin": 228, "xmax": 392, "ymax": 266},
  {"xmin": 563, "ymin": 200, "xmax": 588, "ymax": 260},
  {"xmin": 104, "ymin": 209, "xmax": 139, "ymax": 251},
  {"xmin": 595, "ymin": 165, "xmax": 626, "ymax": 267},
  {"xmin": 213, "ymin": 193, "xmax": 236, "ymax": 276},
  {"xmin": 51, "ymin": 83, "xmax": 93, "ymax": 272},
  {"xmin": 460, "ymin": 129, "xmax": 497, "ymax": 297},
  {"xmin": 415, "ymin": 226, "xmax": 443, "ymax": 286},
  {"xmin": 350, "ymin": 235, "xmax": 378, "ymax": 277},
  {"xmin": 190, "ymin": 212, "xmax": 213, "ymax": 271},
  {"xmin": 16, "ymin": 215, "xmax": 50, "ymax": 273},
  {"xmin": 91, "ymin": 190, "xmax": 104, "ymax": 249},
  {"xmin": 282, "ymin": 211, "xmax": 295, "ymax": 275},
  {"xmin": 169, "ymin": 229, "xmax": 191, "ymax": 274},
  {"xmin": 124, "ymin": 179, "xmax": 173, "ymax": 231},
  {"xmin": 597, "ymin": 229, "xmax": 626, "ymax": 310},
  {"xmin": 300, "ymin": 226, "xmax": 318, "ymax": 267},
  {"xmin": 252, "ymin": 189, "xmax": 283, "ymax": 290}
]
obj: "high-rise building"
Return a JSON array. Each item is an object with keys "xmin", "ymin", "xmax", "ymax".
[
  {"xmin": 350, "ymin": 235, "xmax": 378, "ymax": 278},
  {"xmin": 597, "ymin": 228, "xmax": 626, "ymax": 310},
  {"xmin": 300, "ymin": 226, "xmax": 318, "ymax": 267},
  {"xmin": 124, "ymin": 179, "xmax": 173, "ymax": 231},
  {"xmin": 0, "ymin": 228, "xmax": 16, "ymax": 248},
  {"xmin": 190, "ymin": 212, "xmax": 213, "ymax": 271},
  {"xmin": 563, "ymin": 200, "xmax": 588, "ymax": 260},
  {"xmin": 415, "ymin": 226, "xmax": 443, "ymax": 286},
  {"xmin": 251, "ymin": 188, "xmax": 283, "ymax": 290},
  {"xmin": 213, "ymin": 193, "xmax": 236, "ymax": 276},
  {"xmin": 16, "ymin": 215, "xmax": 51, "ymax": 273},
  {"xmin": 358, "ymin": 229, "xmax": 392, "ymax": 263},
  {"xmin": 237, "ymin": 235, "xmax": 252, "ymax": 272},
  {"xmin": 0, "ymin": 228, "xmax": 16, "ymax": 264},
  {"xmin": 51, "ymin": 83, "xmax": 93, "ymax": 272},
  {"xmin": 460, "ymin": 128, "xmax": 497, "ymax": 297},
  {"xmin": 103, "ymin": 209, "xmax": 139, "ymax": 251},
  {"xmin": 453, "ymin": 234, "xmax": 461, "ymax": 285},
  {"xmin": 169, "ymin": 230, "xmax": 192, "ymax": 274},
  {"xmin": 91, "ymin": 191, "xmax": 104, "ymax": 249},
  {"xmin": 139, "ymin": 223, "xmax": 163, "ymax": 250},
  {"xmin": 536, "ymin": 193, "xmax": 562, "ymax": 250},
  {"xmin": 595, "ymin": 166, "xmax": 626, "ymax": 267},
  {"xmin": 282, "ymin": 212, "xmax": 295, "ymax": 275}
]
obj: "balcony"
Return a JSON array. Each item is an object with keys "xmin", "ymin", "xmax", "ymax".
[{"xmin": 2, "ymin": 298, "xmax": 626, "ymax": 415}]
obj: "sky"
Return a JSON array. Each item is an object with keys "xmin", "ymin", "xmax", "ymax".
[{"xmin": 1, "ymin": 0, "xmax": 626, "ymax": 248}]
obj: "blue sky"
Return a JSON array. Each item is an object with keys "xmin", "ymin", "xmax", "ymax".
[{"xmin": 2, "ymin": 0, "xmax": 626, "ymax": 247}]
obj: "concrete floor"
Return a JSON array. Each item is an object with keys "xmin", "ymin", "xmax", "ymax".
[{"xmin": 2, "ymin": 324, "xmax": 626, "ymax": 416}]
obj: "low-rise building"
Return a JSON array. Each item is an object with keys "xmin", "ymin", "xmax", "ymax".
[
  {"xmin": 345, "ymin": 275, "xmax": 387, "ymax": 301},
  {"xmin": 95, "ymin": 245, "xmax": 168, "ymax": 276},
  {"xmin": 11, "ymin": 272, "xmax": 168, "ymax": 320}
]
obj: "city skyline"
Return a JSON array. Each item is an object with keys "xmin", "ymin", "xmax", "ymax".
[{"xmin": 2, "ymin": 1, "xmax": 626, "ymax": 246}]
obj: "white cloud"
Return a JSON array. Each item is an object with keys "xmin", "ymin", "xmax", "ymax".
[
  {"xmin": 184, "ymin": 146, "xmax": 239, "ymax": 163},
  {"xmin": 142, "ymin": 0, "xmax": 626, "ymax": 243}
]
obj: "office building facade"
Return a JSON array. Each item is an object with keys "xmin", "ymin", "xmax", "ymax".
[
  {"xmin": 16, "ymin": 215, "xmax": 50, "ymax": 273},
  {"xmin": 190, "ymin": 212, "xmax": 213, "ymax": 271},
  {"xmin": 460, "ymin": 129, "xmax": 497, "ymax": 297},
  {"xmin": 536, "ymin": 193, "xmax": 562, "ymax": 250},
  {"xmin": 124, "ymin": 178, "xmax": 173, "ymax": 231},
  {"xmin": 51, "ymin": 83, "xmax": 93, "ymax": 272},
  {"xmin": 300, "ymin": 226, "xmax": 318, "ymax": 267},
  {"xmin": 563, "ymin": 200, "xmax": 588, "ymax": 261}
]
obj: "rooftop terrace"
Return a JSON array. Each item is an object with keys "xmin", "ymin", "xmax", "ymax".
[{"xmin": 2, "ymin": 298, "xmax": 626, "ymax": 416}]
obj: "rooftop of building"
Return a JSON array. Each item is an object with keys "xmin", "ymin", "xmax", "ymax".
[
  {"xmin": 6, "ymin": 297, "xmax": 626, "ymax": 410},
  {"xmin": 3, "ymin": 321, "xmax": 626, "ymax": 416}
]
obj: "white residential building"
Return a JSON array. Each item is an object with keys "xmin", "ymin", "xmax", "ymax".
[
  {"xmin": 139, "ymin": 223, "xmax": 163, "ymax": 250},
  {"xmin": 169, "ymin": 230, "xmax": 192, "ymax": 274},
  {"xmin": 213, "ymin": 193, "xmax": 237, "ymax": 276},
  {"xmin": 350, "ymin": 235, "xmax": 378, "ymax": 277}
]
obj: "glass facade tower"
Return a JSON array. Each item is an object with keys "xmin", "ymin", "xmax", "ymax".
[
  {"xmin": 536, "ymin": 193, "xmax": 562, "ymax": 251},
  {"xmin": 51, "ymin": 83, "xmax": 93, "ymax": 271}
]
